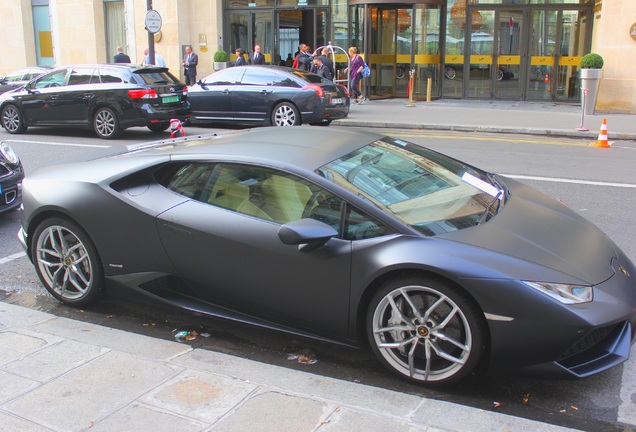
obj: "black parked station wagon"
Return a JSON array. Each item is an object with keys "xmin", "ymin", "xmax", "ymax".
[{"xmin": 0, "ymin": 64, "xmax": 190, "ymax": 139}]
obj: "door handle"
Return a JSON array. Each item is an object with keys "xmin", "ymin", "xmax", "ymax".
[
  {"xmin": 50, "ymin": 95, "xmax": 58, "ymax": 100},
  {"xmin": 83, "ymin": 93, "xmax": 94, "ymax": 99},
  {"xmin": 222, "ymin": 89, "xmax": 231, "ymax": 95},
  {"xmin": 260, "ymin": 90, "xmax": 270, "ymax": 95},
  {"xmin": 163, "ymin": 223, "xmax": 192, "ymax": 239}
]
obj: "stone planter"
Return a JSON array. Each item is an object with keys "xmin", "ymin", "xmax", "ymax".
[
  {"xmin": 213, "ymin": 62, "xmax": 228, "ymax": 71},
  {"xmin": 580, "ymin": 68, "xmax": 603, "ymax": 115}
]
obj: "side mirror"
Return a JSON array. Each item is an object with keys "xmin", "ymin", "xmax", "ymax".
[{"xmin": 278, "ymin": 218, "xmax": 338, "ymax": 248}]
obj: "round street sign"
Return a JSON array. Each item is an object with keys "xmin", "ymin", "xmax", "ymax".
[{"xmin": 145, "ymin": 10, "xmax": 162, "ymax": 34}]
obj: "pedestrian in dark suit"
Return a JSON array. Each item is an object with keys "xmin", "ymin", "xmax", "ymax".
[
  {"xmin": 312, "ymin": 57, "xmax": 332, "ymax": 81},
  {"xmin": 318, "ymin": 47, "xmax": 335, "ymax": 78},
  {"xmin": 234, "ymin": 48, "xmax": 247, "ymax": 66},
  {"xmin": 182, "ymin": 45, "xmax": 198, "ymax": 86},
  {"xmin": 113, "ymin": 46, "xmax": 131, "ymax": 63},
  {"xmin": 249, "ymin": 45, "xmax": 265, "ymax": 65}
]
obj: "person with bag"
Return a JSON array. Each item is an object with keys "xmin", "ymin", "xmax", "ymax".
[{"xmin": 345, "ymin": 46, "xmax": 366, "ymax": 104}]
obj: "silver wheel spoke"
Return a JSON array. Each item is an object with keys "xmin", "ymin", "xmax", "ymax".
[
  {"xmin": 387, "ymin": 295, "xmax": 413, "ymax": 326},
  {"xmin": 429, "ymin": 340, "xmax": 466, "ymax": 365},
  {"xmin": 374, "ymin": 323, "xmax": 416, "ymax": 334},
  {"xmin": 398, "ymin": 288, "xmax": 424, "ymax": 323},
  {"xmin": 434, "ymin": 331, "xmax": 469, "ymax": 353},
  {"xmin": 408, "ymin": 337, "xmax": 418, "ymax": 378},
  {"xmin": 377, "ymin": 336, "xmax": 417, "ymax": 350}
]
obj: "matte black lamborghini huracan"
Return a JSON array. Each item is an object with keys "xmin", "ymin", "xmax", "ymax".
[{"xmin": 18, "ymin": 127, "xmax": 636, "ymax": 385}]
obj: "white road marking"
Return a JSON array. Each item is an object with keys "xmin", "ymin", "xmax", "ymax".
[
  {"xmin": 503, "ymin": 174, "xmax": 636, "ymax": 188},
  {"xmin": 0, "ymin": 251, "xmax": 26, "ymax": 265}
]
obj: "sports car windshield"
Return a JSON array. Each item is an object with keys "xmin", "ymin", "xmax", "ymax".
[{"xmin": 317, "ymin": 137, "xmax": 506, "ymax": 236}]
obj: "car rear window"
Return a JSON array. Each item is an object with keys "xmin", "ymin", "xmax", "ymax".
[{"xmin": 135, "ymin": 70, "xmax": 181, "ymax": 85}]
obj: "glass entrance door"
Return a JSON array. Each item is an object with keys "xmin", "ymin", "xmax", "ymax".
[
  {"xmin": 369, "ymin": 7, "xmax": 398, "ymax": 98},
  {"xmin": 494, "ymin": 9, "xmax": 526, "ymax": 99}
]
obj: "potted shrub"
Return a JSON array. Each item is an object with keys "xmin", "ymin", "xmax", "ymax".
[
  {"xmin": 214, "ymin": 49, "xmax": 229, "ymax": 71},
  {"xmin": 580, "ymin": 53, "xmax": 604, "ymax": 115}
]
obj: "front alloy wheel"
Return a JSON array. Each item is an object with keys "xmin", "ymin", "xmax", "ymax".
[
  {"xmin": 33, "ymin": 218, "xmax": 104, "ymax": 306},
  {"xmin": 272, "ymin": 102, "xmax": 300, "ymax": 126},
  {"xmin": 93, "ymin": 107, "xmax": 121, "ymax": 139},
  {"xmin": 1, "ymin": 105, "xmax": 27, "ymax": 134},
  {"xmin": 367, "ymin": 276, "xmax": 486, "ymax": 385}
]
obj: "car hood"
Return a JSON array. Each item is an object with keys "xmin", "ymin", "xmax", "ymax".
[{"xmin": 442, "ymin": 177, "xmax": 616, "ymax": 285}]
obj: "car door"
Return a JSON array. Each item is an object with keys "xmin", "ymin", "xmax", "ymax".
[
  {"xmin": 155, "ymin": 162, "xmax": 353, "ymax": 337},
  {"xmin": 20, "ymin": 68, "xmax": 70, "ymax": 124},
  {"xmin": 59, "ymin": 67, "xmax": 97, "ymax": 124},
  {"xmin": 231, "ymin": 68, "xmax": 279, "ymax": 123},
  {"xmin": 188, "ymin": 68, "xmax": 243, "ymax": 122}
]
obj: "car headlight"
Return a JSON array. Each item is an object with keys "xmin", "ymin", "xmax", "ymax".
[
  {"xmin": 0, "ymin": 141, "xmax": 20, "ymax": 164},
  {"xmin": 523, "ymin": 281, "xmax": 593, "ymax": 304}
]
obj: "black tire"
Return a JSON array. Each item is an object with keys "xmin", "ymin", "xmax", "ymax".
[
  {"xmin": 1, "ymin": 104, "xmax": 27, "ymax": 134},
  {"xmin": 497, "ymin": 69, "xmax": 504, "ymax": 81},
  {"xmin": 93, "ymin": 107, "xmax": 121, "ymax": 139},
  {"xmin": 271, "ymin": 102, "xmax": 300, "ymax": 126},
  {"xmin": 367, "ymin": 275, "xmax": 486, "ymax": 385},
  {"xmin": 32, "ymin": 218, "xmax": 104, "ymax": 307},
  {"xmin": 147, "ymin": 122, "xmax": 170, "ymax": 132},
  {"xmin": 444, "ymin": 67, "xmax": 456, "ymax": 80}
]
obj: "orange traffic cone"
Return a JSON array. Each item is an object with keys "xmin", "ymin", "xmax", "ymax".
[
  {"xmin": 594, "ymin": 118, "xmax": 611, "ymax": 148},
  {"xmin": 544, "ymin": 72, "xmax": 550, "ymax": 91}
]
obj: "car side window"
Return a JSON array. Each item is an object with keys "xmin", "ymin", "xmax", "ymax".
[
  {"xmin": 98, "ymin": 69, "xmax": 124, "ymax": 83},
  {"xmin": 4, "ymin": 70, "xmax": 27, "ymax": 82},
  {"xmin": 33, "ymin": 69, "xmax": 68, "ymax": 89},
  {"xmin": 164, "ymin": 163, "xmax": 215, "ymax": 201},
  {"xmin": 68, "ymin": 68, "xmax": 95, "ymax": 86},
  {"xmin": 344, "ymin": 207, "xmax": 395, "ymax": 240},
  {"xmin": 273, "ymin": 72, "xmax": 301, "ymax": 88},
  {"xmin": 203, "ymin": 68, "xmax": 243, "ymax": 85},
  {"xmin": 240, "ymin": 69, "xmax": 275, "ymax": 86}
]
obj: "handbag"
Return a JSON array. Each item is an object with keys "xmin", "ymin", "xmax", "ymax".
[{"xmin": 361, "ymin": 63, "xmax": 371, "ymax": 78}]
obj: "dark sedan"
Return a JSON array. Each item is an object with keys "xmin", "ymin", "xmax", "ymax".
[
  {"xmin": 0, "ymin": 141, "xmax": 24, "ymax": 214},
  {"xmin": 18, "ymin": 127, "xmax": 636, "ymax": 385},
  {"xmin": 188, "ymin": 65, "xmax": 349, "ymax": 127},
  {"xmin": 0, "ymin": 64, "xmax": 190, "ymax": 139},
  {"xmin": 0, "ymin": 67, "xmax": 50, "ymax": 95}
]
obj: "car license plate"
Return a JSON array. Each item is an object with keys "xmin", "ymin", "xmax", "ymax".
[
  {"xmin": 162, "ymin": 95, "xmax": 180, "ymax": 104},
  {"xmin": 331, "ymin": 97, "xmax": 343, "ymax": 105}
]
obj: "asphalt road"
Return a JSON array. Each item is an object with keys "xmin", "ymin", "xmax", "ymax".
[{"xmin": 1, "ymin": 125, "xmax": 636, "ymax": 432}]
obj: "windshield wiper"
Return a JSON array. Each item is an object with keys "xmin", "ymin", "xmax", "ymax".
[{"xmin": 476, "ymin": 189, "xmax": 503, "ymax": 225}]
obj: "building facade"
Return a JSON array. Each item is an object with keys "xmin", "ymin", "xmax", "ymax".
[{"xmin": 2, "ymin": 0, "xmax": 635, "ymax": 113}]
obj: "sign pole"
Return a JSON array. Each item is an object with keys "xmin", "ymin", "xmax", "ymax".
[
  {"xmin": 577, "ymin": 87, "xmax": 589, "ymax": 131},
  {"xmin": 147, "ymin": 0, "xmax": 155, "ymax": 65}
]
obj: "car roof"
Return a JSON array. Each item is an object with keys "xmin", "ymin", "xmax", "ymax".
[
  {"xmin": 131, "ymin": 127, "xmax": 385, "ymax": 171},
  {"xmin": 46, "ymin": 64, "xmax": 168, "ymax": 73}
]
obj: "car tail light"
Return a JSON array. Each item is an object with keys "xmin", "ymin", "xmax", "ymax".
[
  {"xmin": 181, "ymin": 86, "xmax": 188, "ymax": 95},
  {"xmin": 128, "ymin": 89, "xmax": 158, "ymax": 99},
  {"xmin": 302, "ymin": 83, "xmax": 324, "ymax": 98}
]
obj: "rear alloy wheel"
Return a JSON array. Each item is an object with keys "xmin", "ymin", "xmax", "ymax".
[
  {"xmin": 367, "ymin": 276, "xmax": 486, "ymax": 385},
  {"xmin": 93, "ymin": 107, "xmax": 121, "ymax": 139},
  {"xmin": 32, "ymin": 218, "xmax": 104, "ymax": 307},
  {"xmin": 444, "ymin": 67, "xmax": 456, "ymax": 80},
  {"xmin": 147, "ymin": 122, "xmax": 170, "ymax": 132},
  {"xmin": 1, "ymin": 104, "xmax": 27, "ymax": 134},
  {"xmin": 272, "ymin": 102, "xmax": 300, "ymax": 126}
]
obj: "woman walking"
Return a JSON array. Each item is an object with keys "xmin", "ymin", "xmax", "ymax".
[{"xmin": 346, "ymin": 46, "xmax": 366, "ymax": 104}]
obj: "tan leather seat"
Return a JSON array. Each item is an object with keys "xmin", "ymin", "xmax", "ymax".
[
  {"xmin": 262, "ymin": 174, "xmax": 312, "ymax": 223},
  {"xmin": 209, "ymin": 178, "xmax": 272, "ymax": 221}
]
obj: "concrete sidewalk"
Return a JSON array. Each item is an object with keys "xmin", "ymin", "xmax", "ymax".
[
  {"xmin": 332, "ymin": 98, "xmax": 636, "ymax": 141},
  {"xmin": 0, "ymin": 301, "xmax": 579, "ymax": 432}
]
